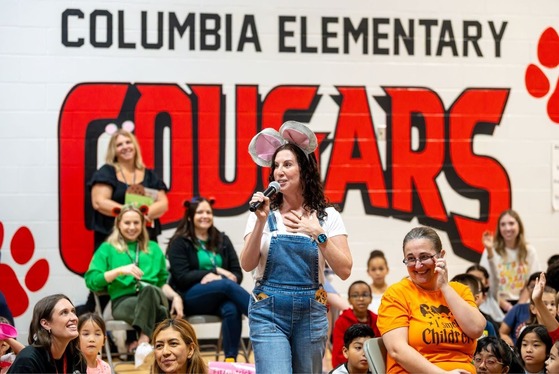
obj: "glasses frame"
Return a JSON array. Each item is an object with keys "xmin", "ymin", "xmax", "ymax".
[
  {"xmin": 473, "ymin": 356, "xmax": 504, "ymax": 367},
  {"xmin": 402, "ymin": 253, "xmax": 438, "ymax": 267}
]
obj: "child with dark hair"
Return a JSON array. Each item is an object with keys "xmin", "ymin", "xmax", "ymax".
[
  {"xmin": 331, "ymin": 281, "xmax": 380, "ymax": 369},
  {"xmin": 474, "ymin": 336, "xmax": 524, "ymax": 374},
  {"xmin": 329, "ymin": 324, "xmax": 375, "ymax": 374},
  {"xmin": 467, "ymin": 263, "xmax": 505, "ymax": 323},
  {"xmin": 0, "ymin": 317, "xmax": 24, "ymax": 374},
  {"xmin": 515, "ymin": 324, "xmax": 552, "ymax": 374},
  {"xmin": 499, "ymin": 272, "xmax": 541, "ymax": 346},
  {"xmin": 366, "ymin": 250, "xmax": 389, "ymax": 314},
  {"xmin": 548, "ymin": 254, "xmax": 559, "ymax": 268},
  {"xmin": 78, "ymin": 313, "xmax": 110, "ymax": 374},
  {"xmin": 451, "ymin": 273, "xmax": 497, "ymax": 338},
  {"xmin": 531, "ymin": 272, "xmax": 559, "ymax": 342},
  {"xmin": 547, "ymin": 340, "xmax": 559, "ymax": 373}
]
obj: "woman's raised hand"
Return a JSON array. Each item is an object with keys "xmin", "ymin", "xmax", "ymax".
[
  {"xmin": 250, "ymin": 192, "xmax": 270, "ymax": 219},
  {"xmin": 482, "ymin": 230, "xmax": 494, "ymax": 252},
  {"xmin": 435, "ymin": 250, "xmax": 448, "ymax": 289}
]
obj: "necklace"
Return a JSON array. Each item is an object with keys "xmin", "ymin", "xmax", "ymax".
[{"xmin": 118, "ymin": 165, "xmax": 136, "ymax": 187}]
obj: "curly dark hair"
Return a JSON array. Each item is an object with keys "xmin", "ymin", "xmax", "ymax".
[
  {"xmin": 168, "ymin": 197, "xmax": 222, "ymax": 252},
  {"xmin": 268, "ymin": 143, "xmax": 331, "ymax": 220}
]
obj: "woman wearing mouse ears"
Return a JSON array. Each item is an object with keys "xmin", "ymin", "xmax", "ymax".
[
  {"xmin": 377, "ymin": 226, "xmax": 486, "ymax": 374},
  {"xmin": 241, "ymin": 121, "xmax": 352, "ymax": 374}
]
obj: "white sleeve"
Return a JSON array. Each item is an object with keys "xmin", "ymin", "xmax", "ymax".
[
  {"xmin": 243, "ymin": 212, "xmax": 258, "ymax": 238},
  {"xmin": 323, "ymin": 208, "xmax": 347, "ymax": 238},
  {"xmin": 526, "ymin": 245, "xmax": 541, "ymax": 274},
  {"xmin": 480, "ymin": 249, "xmax": 500, "ymax": 300}
]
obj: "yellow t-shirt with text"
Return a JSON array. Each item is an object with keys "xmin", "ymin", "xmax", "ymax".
[{"xmin": 377, "ymin": 278, "xmax": 477, "ymax": 374}]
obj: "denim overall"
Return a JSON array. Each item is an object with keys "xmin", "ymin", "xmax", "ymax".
[{"xmin": 249, "ymin": 213, "xmax": 328, "ymax": 373}]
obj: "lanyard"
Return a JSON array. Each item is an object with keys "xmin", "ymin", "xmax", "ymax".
[
  {"xmin": 199, "ymin": 241, "xmax": 217, "ymax": 270},
  {"xmin": 52, "ymin": 353, "xmax": 67, "ymax": 374},
  {"xmin": 126, "ymin": 243, "xmax": 141, "ymax": 292}
]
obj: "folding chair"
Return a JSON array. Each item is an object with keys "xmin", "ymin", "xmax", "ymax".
[
  {"xmin": 93, "ymin": 292, "xmax": 136, "ymax": 373},
  {"xmin": 186, "ymin": 315, "xmax": 251, "ymax": 362},
  {"xmin": 363, "ymin": 337, "xmax": 387, "ymax": 374}
]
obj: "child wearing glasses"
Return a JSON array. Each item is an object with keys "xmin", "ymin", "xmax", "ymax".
[
  {"xmin": 474, "ymin": 336, "xmax": 523, "ymax": 374},
  {"xmin": 331, "ymin": 281, "xmax": 380, "ymax": 369}
]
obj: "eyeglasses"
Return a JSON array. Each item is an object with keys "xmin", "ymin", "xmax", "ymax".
[
  {"xmin": 349, "ymin": 293, "xmax": 372, "ymax": 299},
  {"xmin": 402, "ymin": 254, "xmax": 437, "ymax": 267},
  {"xmin": 473, "ymin": 356, "xmax": 504, "ymax": 367}
]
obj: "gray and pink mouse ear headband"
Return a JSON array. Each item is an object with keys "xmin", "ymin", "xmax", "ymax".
[{"xmin": 248, "ymin": 120, "xmax": 318, "ymax": 167}]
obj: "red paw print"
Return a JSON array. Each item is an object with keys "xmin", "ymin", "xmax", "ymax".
[
  {"xmin": 0, "ymin": 221, "xmax": 49, "ymax": 317},
  {"xmin": 525, "ymin": 27, "xmax": 559, "ymax": 123}
]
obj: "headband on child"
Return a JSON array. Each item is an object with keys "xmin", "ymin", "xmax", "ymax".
[
  {"xmin": 248, "ymin": 120, "xmax": 318, "ymax": 167},
  {"xmin": 112, "ymin": 204, "xmax": 149, "ymax": 217}
]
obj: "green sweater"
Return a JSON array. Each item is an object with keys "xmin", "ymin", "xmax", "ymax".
[{"xmin": 85, "ymin": 241, "xmax": 168, "ymax": 300}]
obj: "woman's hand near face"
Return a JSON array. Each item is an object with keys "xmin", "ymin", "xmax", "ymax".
[
  {"xmin": 250, "ymin": 192, "xmax": 270, "ymax": 221},
  {"xmin": 434, "ymin": 250, "xmax": 448, "ymax": 290}
]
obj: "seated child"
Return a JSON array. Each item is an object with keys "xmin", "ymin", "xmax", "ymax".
[
  {"xmin": 515, "ymin": 324, "xmax": 552, "ymax": 374},
  {"xmin": 329, "ymin": 324, "xmax": 375, "ymax": 374},
  {"xmin": 474, "ymin": 336, "xmax": 524, "ymax": 374},
  {"xmin": 466, "ymin": 264, "xmax": 504, "ymax": 324},
  {"xmin": 531, "ymin": 272, "xmax": 559, "ymax": 342},
  {"xmin": 332, "ymin": 281, "xmax": 380, "ymax": 369},
  {"xmin": 78, "ymin": 313, "xmax": 111, "ymax": 374},
  {"xmin": 547, "ymin": 339, "xmax": 559, "ymax": 374},
  {"xmin": 451, "ymin": 273, "xmax": 497, "ymax": 338},
  {"xmin": 499, "ymin": 272, "xmax": 540, "ymax": 346},
  {"xmin": 0, "ymin": 318, "xmax": 24, "ymax": 374}
]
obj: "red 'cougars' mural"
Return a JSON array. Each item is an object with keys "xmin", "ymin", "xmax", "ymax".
[{"xmin": 58, "ymin": 83, "xmax": 511, "ymax": 275}]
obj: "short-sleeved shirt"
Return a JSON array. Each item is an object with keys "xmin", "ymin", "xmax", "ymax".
[
  {"xmin": 88, "ymin": 164, "xmax": 168, "ymax": 238},
  {"xmin": 479, "ymin": 245, "xmax": 540, "ymax": 301},
  {"xmin": 243, "ymin": 207, "xmax": 347, "ymax": 285},
  {"xmin": 502, "ymin": 302, "xmax": 530, "ymax": 344},
  {"xmin": 377, "ymin": 278, "xmax": 478, "ymax": 374}
]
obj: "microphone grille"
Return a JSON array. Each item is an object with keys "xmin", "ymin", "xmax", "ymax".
[{"xmin": 269, "ymin": 181, "xmax": 281, "ymax": 192}]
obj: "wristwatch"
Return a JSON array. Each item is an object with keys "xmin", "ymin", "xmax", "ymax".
[{"xmin": 317, "ymin": 233, "xmax": 328, "ymax": 245}]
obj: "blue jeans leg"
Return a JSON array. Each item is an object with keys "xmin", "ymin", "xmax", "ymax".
[
  {"xmin": 249, "ymin": 292, "xmax": 328, "ymax": 373},
  {"xmin": 183, "ymin": 279, "xmax": 250, "ymax": 359}
]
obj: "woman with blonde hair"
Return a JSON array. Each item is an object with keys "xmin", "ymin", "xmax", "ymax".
[
  {"xmin": 90, "ymin": 129, "xmax": 168, "ymax": 248},
  {"xmin": 85, "ymin": 205, "xmax": 170, "ymax": 348},
  {"xmin": 151, "ymin": 318, "xmax": 207, "ymax": 374}
]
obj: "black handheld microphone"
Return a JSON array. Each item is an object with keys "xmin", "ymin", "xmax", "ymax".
[{"xmin": 249, "ymin": 181, "xmax": 281, "ymax": 212}]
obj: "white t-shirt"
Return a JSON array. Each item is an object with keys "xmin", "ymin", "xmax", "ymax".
[
  {"xmin": 479, "ymin": 244, "xmax": 540, "ymax": 301},
  {"xmin": 243, "ymin": 207, "xmax": 347, "ymax": 284}
]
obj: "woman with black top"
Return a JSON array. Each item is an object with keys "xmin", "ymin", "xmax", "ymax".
[
  {"xmin": 8, "ymin": 294, "xmax": 86, "ymax": 373},
  {"xmin": 83, "ymin": 128, "xmax": 169, "ymax": 315},
  {"xmin": 90, "ymin": 128, "xmax": 168, "ymax": 248},
  {"xmin": 167, "ymin": 197, "xmax": 250, "ymax": 362}
]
